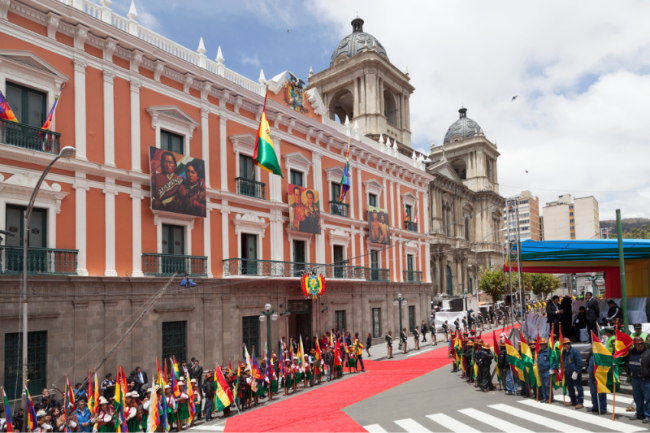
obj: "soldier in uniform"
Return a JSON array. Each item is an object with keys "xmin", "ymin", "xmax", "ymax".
[
  {"xmin": 537, "ymin": 338, "xmax": 552, "ymax": 402},
  {"xmin": 463, "ymin": 341, "xmax": 474, "ymax": 383},
  {"xmin": 554, "ymin": 338, "xmax": 584, "ymax": 409},
  {"xmin": 412, "ymin": 326, "xmax": 420, "ymax": 350},
  {"xmin": 480, "ymin": 343, "xmax": 494, "ymax": 392},
  {"xmin": 442, "ymin": 321, "xmax": 449, "ymax": 342}
]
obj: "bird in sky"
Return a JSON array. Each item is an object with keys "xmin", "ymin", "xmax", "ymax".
[
  {"xmin": 512, "ymin": 96, "xmax": 518, "ymax": 101},
  {"xmin": 525, "ymin": 170, "xmax": 528, "ymax": 173}
]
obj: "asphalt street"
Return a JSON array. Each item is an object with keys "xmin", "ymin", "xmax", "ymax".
[{"xmin": 344, "ymin": 345, "xmax": 644, "ymax": 433}]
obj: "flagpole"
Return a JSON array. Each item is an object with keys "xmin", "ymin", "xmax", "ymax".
[{"xmin": 612, "ymin": 324, "xmax": 617, "ymax": 421}]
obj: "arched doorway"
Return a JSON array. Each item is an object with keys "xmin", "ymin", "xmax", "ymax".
[
  {"xmin": 328, "ymin": 88, "xmax": 354, "ymax": 123},
  {"xmin": 446, "ymin": 265, "xmax": 453, "ymax": 296}
]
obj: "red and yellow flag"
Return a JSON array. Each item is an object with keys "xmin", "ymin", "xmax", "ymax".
[{"xmin": 253, "ymin": 93, "xmax": 283, "ymax": 177}]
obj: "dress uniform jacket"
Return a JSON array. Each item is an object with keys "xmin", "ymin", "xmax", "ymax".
[{"xmin": 553, "ymin": 347, "xmax": 583, "ymax": 374}]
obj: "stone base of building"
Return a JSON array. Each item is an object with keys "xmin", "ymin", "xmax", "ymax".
[{"xmin": 0, "ymin": 275, "xmax": 430, "ymax": 398}]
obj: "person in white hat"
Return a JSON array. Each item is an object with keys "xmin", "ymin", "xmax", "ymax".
[
  {"xmin": 94, "ymin": 397, "xmax": 114, "ymax": 432},
  {"xmin": 124, "ymin": 391, "xmax": 141, "ymax": 432},
  {"xmin": 177, "ymin": 379, "xmax": 190, "ymax": 427},
  {"xmin": 33, "ymin": 410, "xmax": 52, "ymax": 433},
  {"xmin": 190, "ymin": 378, "xmax": 201, "ymax": 423},
  {"xmin": 164, "ymin": 385, "xmax": 177, "ymax": 430}
]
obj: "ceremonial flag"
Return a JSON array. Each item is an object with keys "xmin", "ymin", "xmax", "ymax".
[
  {"xmin": 471, "ymin": 345, "xmax": 478, "ymax": 380},
  {"xmin": 592, "ymin": 331, "xmax": 616, "ymax": 394},
  {"xmin": 492, "ymin": 331, "xmax": 501, "ymax": 384},
  {"xmin": 339, "ymin": 137, "xmax": 351, "ymax": 202},
  {"xmin": 2, "ymin": 387, "xmax": 13, "ymax": 433},
  {"xmin": 25, "ymin": 385, "xmax": 37, "ymax": 432},
  {"xmin": 279, "ymin": 342, "xmax": 285, "ymax": 376},
  {"xmin": 533, "ymin": 329, "xmax": 541, "ymax": 387},
  {"xmin": 253, "ymin": 93, "xmax": 283, "ymax": 177},
  {"xmin": 519, "ymin": 331, "xmax": 536, "ymax": 388},
  {"xmin": 0, "ymin": 90, "xmax": 17, "ymax": 122},
  {"xmin": 265, "ymin": 341, "xmax": 273, "ymax": 382},
  {"xmin": 171, "ymin": 358, "xmax": 181, "ymax": 398},
  {"xmin": 413, "ymin": 207, "xmax": 419, "ymax": 224},
  {"xmin": 244, "ymin": 344, "xmax": 253, "ymax": 373},
  {"xmin": 297, "ymin": 336, "xmax": 305, "ymax": 371},
  {"xmin": 233, "ymin": 365, "xmax": 241, "ymax": 406},
  {"xmin": 251, "ymin": 352, "xmax": 260, "ymax": 393},
  {"xmin": 334, "ymin": 340, "xmax": 342, "ymax": 371},
  {"xmin": 114, "ymin": 366, "xmax": 128, "ymax": 432},
  {"xmin": 404, "ymin": 204, "xmax": 411, "ymax": 222},
  {"xmin": 614, "ymin": 328, "xmax": 633, "ymax": 386},
  {"xmin": 504, "ymin": 336, "xmax": 525, "ymax": 381},
  {"xmin": 214, "ymin": 368, "xmax": 234, "ymax": 411},
  {"xmin": 558, "ymin": 326, "xmax": 567, "ymax": 395},
  {"xmin": 156, "ymin": 359, "xmax": 169, "ymax": 432},
  {"xmin": 229, "ymin": 360, "xmax": 232, "ymax": 373},
  {"xmin": 146, "ymin": 377, "xmax": 160, "ymax": 433},
  {"xmin": 87, "ymin": 371, "xmax": 95, "ymax": 416},
  {"xmin": 42, "ymin": 83, "xmax": 65, "ymax": 130},
  {"xmin": 549, "ymin": 325, "xmax": 562, "ymax": 389},
  {"xmin": 64, "ymin": 376, "xmax": 76, "ymax": 432},
  {"xmin": 186, "ymin": 375, "xmax": 196, "ymax": 425}
]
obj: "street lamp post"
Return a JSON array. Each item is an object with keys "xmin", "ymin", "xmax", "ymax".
[
  {"xmin": 259, "ymin": 303, "xmax": 278, "ymax": 357},
  {"xmin": 393, "ymin": 293, "xmax": 406, "ymax": 349},
  {"xmin": 21, "ymin": 146, "xmax": 75, "ymax": 404},
  {"xmin": 474, "ymin": 228, "xmax": 507, "ymax": 318}
]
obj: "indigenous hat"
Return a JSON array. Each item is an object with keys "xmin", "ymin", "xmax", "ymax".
[
  {"xmin": 539, "ymin": 338, "xmax": 548, "ymax": 345},
  {"xmin": 635, "ymin": 323, "xmax": 643, "ymax": 328},
  {"xmin": 634, "ymin": 337, "xmax": 645, "ymax": 344},
  {"xmin": 562, "ymin": 338, "xmax": 571, "ymax": 344},
  {"xmin": 164, "ymin": 385, "xmax": 171, "ymax": 389},
  {"xmin": 126, "ymin": 391, "xmax": 139, "ymax": 398},
  {"xmin": 191, "ymin": 378, "xmax": 197, "ymax": 383},
  {"xmin": 37, "ymin": 410, "xmax": 47, "ymax": 418},
  {"xmin": 99, "ymin": 397, "xmax": 109, "ymax": 405},
  {"xmin": 178, "ymin": 377, "xmax": 185, "ymax": 382}
]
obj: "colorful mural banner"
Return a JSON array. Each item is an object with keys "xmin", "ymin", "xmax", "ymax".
[
  {"xmin": 149, "ymin": 146, "xmax": 207, "ymax": 218},
  {"xmin": 288, "ymin": 183, "xmax": 321, "ymax": 234},
  {"xmin": 368, "ymin": 205, "xmax": 390, "ymax": 245}
]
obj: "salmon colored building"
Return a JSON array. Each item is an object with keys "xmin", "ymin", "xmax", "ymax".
[{"xmin": 0, "ymin": 1, "xmax": 434, "ymax": 396}]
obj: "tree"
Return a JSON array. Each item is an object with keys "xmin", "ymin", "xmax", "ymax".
[
  {"xmin": 479, "ymin": 266, "xmax": 506, "ymax": 303},
  {"xmin": 623, "ymin": 224, "xmax": 650, "ymax": 239},
  {"xmin": 531, "ymin": 273, "xmax": 561, "ymax": 298}
]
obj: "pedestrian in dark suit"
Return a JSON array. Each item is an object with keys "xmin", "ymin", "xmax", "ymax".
[
  {"xmin": 191, "ymin": 360, "xmax": 204, "ymax": 392},
  {"xmin": 546, "ymin": 296, "xmax": 563, "ymax": 340},
  {"xmin": 584, "ymin": 292, "xmax": 600, "ymax": 341},
  {"xmin": 420, "ymin": 321, "xmax": 428, "ymax": 342}
]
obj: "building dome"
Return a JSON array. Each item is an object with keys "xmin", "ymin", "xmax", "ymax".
[
  {"xmin": 330, "ymin": 18, "xmax": 387, "ymax": 67},
  {"xmin": 443, "ymin": 108, "xmax": 483, "ymax": 144}
]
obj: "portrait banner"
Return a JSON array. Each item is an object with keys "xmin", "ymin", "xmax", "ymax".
[
  {"xmin": 149, "ymin": 146, "xmax": 207, "ymax": 218},
  {"xmin": 288, "ymin": 183, "xmax": 321, "ymax": 234},
  {"xmin": 368, "ymin": 205, "xmax": 390, "ymax": 245}
]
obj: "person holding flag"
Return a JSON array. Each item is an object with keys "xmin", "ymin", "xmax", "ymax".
[
  {"xmin": 537, "ymin": 338, "xmax": 552, "ymax": 402},
  {"xmin": 627, "ymin": 336, "xmax": 650, "ymax": 422},
  {"xmin": 556, "ymin": 338, "xmax": 584, "ymax": 408},
  {"xmin": 479, "ymin": 343, "xmax": 494, "ymax": 391},
  {"xmin": 588, "ymin": 331, "xmax": 611, "ymax": 415}
]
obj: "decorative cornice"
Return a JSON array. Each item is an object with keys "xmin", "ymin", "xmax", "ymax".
[
  {"xmin": 130, "ymin": 49, "xmax": 144, "ymax": 73},
  {"xmin": 46, "ymin": 11, "xmax": 60, "ymax": 39},
  {"xmin": 103, "ymin": 36, "xmax": 117, "ymax": 62},
  {"xmin": 74, "ymin": 23, "xmax": 89, "ymax": 50}
]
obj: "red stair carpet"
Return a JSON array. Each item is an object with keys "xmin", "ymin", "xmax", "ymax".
[{"xmin": 225, "ymin": 326, "xmax": 514, "ymax": 432}]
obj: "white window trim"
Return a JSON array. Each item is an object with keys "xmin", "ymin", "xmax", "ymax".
[
  {"xmin": 283, "ymin": 151, "xmax": 313, "ymax": 182},
  {"xmin": 230, "ymin": 133, "xmax": 261, "ymax": 180},
  {"xmin": 146, "ymin": 106, "xmax": 200, "ymax": 157},
  {"xmin": 153, "ymin": 213, "xmax": 194, "ymax": 255},
  {"xmin": 329, "ymin": 229, "xmax": 350, "ymax": 266},
  {"xmin": 0, "ymin": 50, "xmax": 69, "ymax": 131},
  {"xmin": 286, "ymin": 226, "xmax": 312, "ymax": 263},
  {"xmin": 400, "ymin": 191, "xmax": 417, "ymax": 208},
  {"xmin": 324, "ymin": 166, "xmax": 346, "ymax": 206},
  {"xmin": 0, "ymin": 173, "xmax": 68, "ymax": 248},
  {"xmin": 233, "ymin": 212, "xmax": 267, "ymax": 261}
]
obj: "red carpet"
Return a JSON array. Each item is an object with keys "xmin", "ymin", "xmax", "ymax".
[{"xmin": 225, "ymin": 326, "xmax": 514, "ymax": 432}]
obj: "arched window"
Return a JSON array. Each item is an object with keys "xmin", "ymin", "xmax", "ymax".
[
  {"xmin": 383, "ymin": 89, "xmax": 398, "ymax": 126},
  {"xmin": 328, "ymin": 88, "xmax": 354, "ymax": 123},
  {"xmin": 446, "ymin": 265, "xmax": 453, "ymax": 296}
]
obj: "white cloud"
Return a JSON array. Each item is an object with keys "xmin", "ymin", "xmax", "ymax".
[
  {"xmin": 307, "ymin": 1, "xmax": 650, "ymax": 219},
  {"xmin": 242, "ymin": 54, "xmax": 261, "ymax": 67}
]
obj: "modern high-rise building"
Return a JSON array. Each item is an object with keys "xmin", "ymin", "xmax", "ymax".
[
  {"xmin": 504, "ymin": 190, "xmax": 541, "ymax": 242},
  {"xmin": 542, "ymin": 194, "xmax": 600, "ymax": 240}
]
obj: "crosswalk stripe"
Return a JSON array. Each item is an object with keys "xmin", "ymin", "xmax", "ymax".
[
  {"xmin": 518, "ymin": 399, "xmax": 645, "ymax": 432},
  {"xmin": 458, "ymin": 408, "xmax": 534, "ymax": 432},
  {"xmin": 407, "ymin": 348, "xmax": 434, "ymax": 357},
  {"xmin": 490, "ymin": 403, "xmax": 593, "ymax": 432},
  {"xmin": 583, "ymin": 389, "xmax": 635, "ymax": 405},
  {"xmin": 364, "ymin": 424, "xmax": 388, "ymax": 433},
  {"xmin": 192, "ymin": 425, "xmax": 225, "ymax": 431},
  {"xmin": 425, "ymin": 413, "xmax": 480, "ymax": 432},
  {"xmin": 553, "ymin": 392, "xmax": 627, "ymax": 413},
  {"xmin": 394, "ymin": 418, "xmax": 433, "ymax": 432}
]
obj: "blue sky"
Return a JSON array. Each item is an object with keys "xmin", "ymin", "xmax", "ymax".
[{"xmin": 102, "ymin": 1, "xmax": 650, "ymax": 219}]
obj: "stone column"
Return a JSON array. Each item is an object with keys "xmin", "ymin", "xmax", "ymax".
[
  {"xmin": 313, "ymin": 151, "xmax": 325, "ymax": 263},
  {"xmin": 103, "ymin": 69, "xmax": 116, "ymax": 167},
  {"xmin": 219, "ymin": 116, "xmax": 228, "ymax": 191},
  {"xmin": 221, "ymin": 201, "xmax": 230, "ymax": 261},
  {"xmin": 348, "ymin": 163, "xmax": 355, "ymax": 219},
  {"xmin": 391, "ymin": 238, "xmax": 397, "ymax": 282},
  {"xmin": 201, "ymin": 108, "xmax": 211, "ymax": 187},
  {"xmin": 356, "ymin": 158, "xmax": 363, "ymax": 222},
  {"xmin": 73, "ymin": 58, "xmax": 87, "ymax": 160},
  {"xmin": 270, "ymin": 210, "xmax": 284, "ymax": 261},
  {"xmin": 130, "ymin": 79, "xmax": 142, "ymax": 172},
  {"xmin": 204, "ymin": 208, "xmax": 213, "ymax": 277},
  {"xmin": 423, "ymin": 191, "xmax": 430, "ymax": 233},
  {"xmin": 103, "ymin": 179, "xmax": 118, "ymax": 276},
  {"xmin": 398, "ymin": 237, "xmax": 404, "ymax": 282},
  {"xmin": 73, "ymin": 173, "xmax": 89, "ymax": 276},
  {"xmin": 270, "ymin": 134, "xmax": 282, "ymax": 202},
  {"xmin": 353, "ymin": 78, "xmax": 359, "ymax": 118},
  {"xmin": 425, "ymin": 244, "xmax": 432, "ymax": 283},
  {"xmin": 130, "ymin": 184, "xmax": 144, "ymax": 277}
]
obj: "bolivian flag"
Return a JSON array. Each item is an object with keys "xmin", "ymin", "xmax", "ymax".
[
  {"xmin": 504, "ymin": 336, "xmax": 525, "ymax": 381},
  {"xmin": 519, "ymin": 331, "xmax": 536, "ymax": 388},
  {"xmin": 592, "ymin": 331, "xmax": 616, "ymax": 393},
  {"xmin": 614, "ymin": 329, "xmax": 633, "ymax": 386},
  {"xmin": 253, "ymin": 94, "xmax": 283, "ymax": 177},
  {"xmin": 214, "ymin": 367, "xmax": 234, "ymax": 411}
]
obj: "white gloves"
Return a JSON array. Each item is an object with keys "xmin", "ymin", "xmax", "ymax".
[
  {"xmin": 549, "ymin": 369, "xmax": 555, "ymax": 375},
  {"xmin": 572, "ymin": 372, "xmax": 578, "ymax": 380}
]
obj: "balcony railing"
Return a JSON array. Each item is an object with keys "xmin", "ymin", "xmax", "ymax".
[
  {"xmin": 365, "ymin": 267, "xmax": 390, "ymax": 282},
  {"xmin": 0, "ymin": 246, "xmax": 77, "ymax": 275},
  {"xmin": 223, "ymin": 258, "xmax": 367, "ymax": 280},
  {"xmin": 0, "ymin": 118, "xmax": 61, "ymax": 155},
  {"xmin": 143, "ymin": 253, "xmax": 207, "ymax": 277},
  {"xmin": 235, "ymin": 177, "xmax": 266, "ymax": 200},
  {"xmin": 403, "ymin": 270, "xmax": 423, "ymax": 282},
  {"xmin": 404, "ymin": 221, "xmax": 418, "ymax": 232},
  {"xmin": 329, "ymin": 201, "xmax": 350, "ymax": 217}
]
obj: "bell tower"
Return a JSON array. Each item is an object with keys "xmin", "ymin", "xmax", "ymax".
[{"xmin": 306, "ymin": 17, "xmax": 415, "ymax": 148}]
